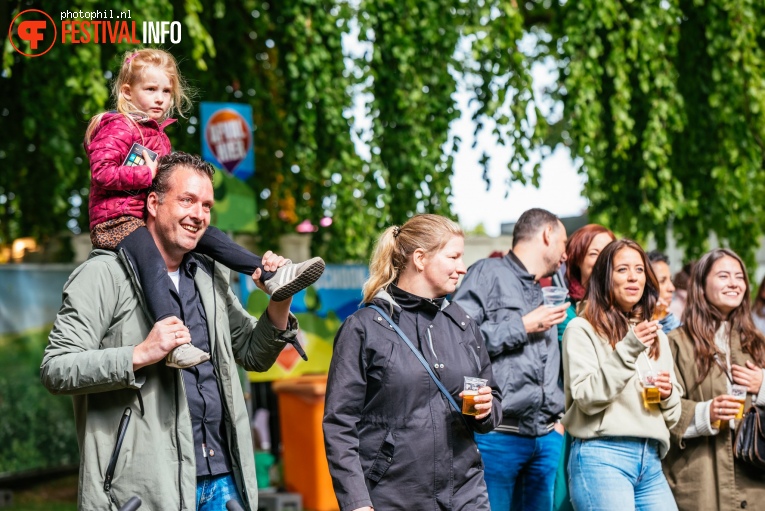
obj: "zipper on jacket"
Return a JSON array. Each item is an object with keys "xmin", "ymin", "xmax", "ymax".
[
  {"xmin": 104, "ymin": 407, "xmax": 131, "ymax": 492},
  {"xmin": 427, "ymin": 329, "xmax": 439, "ymax": 368},
  {"xmin": 135, "ymin": 389, "xmax": 145, "ymax": 417},
  {"xmin": 175, "ymin": 370, "xmax": 184, "ymax": 510}
]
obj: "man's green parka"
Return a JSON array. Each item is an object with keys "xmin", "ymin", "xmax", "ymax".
[{"xmin": 41, "ymin": 250, "xmax": 297, "ymax": 511}]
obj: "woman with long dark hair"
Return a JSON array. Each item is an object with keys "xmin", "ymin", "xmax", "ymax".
[
  {"xmin": 562, "ymin": 239, "xmax": 681, "ymax": 510},
  {"xmin": 553, "ymin": 224, "xmax": 615, "ymax": 511},
  {"xmin": 663, "ymin": 248, "xmax": 765, "ymax": 510}
]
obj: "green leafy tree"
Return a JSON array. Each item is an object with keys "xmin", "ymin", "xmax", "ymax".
[
  {"xmin": 5, "ymin": 1, "xmax": 765, "ymax": 265},
  {"xmin": 1, "ymin": 0, "xmax": 538, "ymax": 262},
  {"xmin": 551, "ymin": 0, "xmax": 765, "ymax": 267}
]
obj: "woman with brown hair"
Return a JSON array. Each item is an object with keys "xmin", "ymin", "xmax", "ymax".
[
  {"xmin": 663, "ymin": 248, "xmax": 765, "ymax": 510},
  {"xmin": 562, "ymin": 239, "xmax": 681, "ymax": 510},
  {"xmin": 555, "ymin": 224, "xmax": 616, "ymax": 343},
  {"xmin": 553, "ymin": 224, "xmax": 615, "ymax": 511}
]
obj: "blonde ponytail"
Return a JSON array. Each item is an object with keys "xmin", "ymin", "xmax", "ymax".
[
  {"xmin": 361, "ymin": 214, "xmax": 463, "ymax": 304},
  {"xmin": 362, "ymin": 227, "xmax": 401, "ymax": 304}
]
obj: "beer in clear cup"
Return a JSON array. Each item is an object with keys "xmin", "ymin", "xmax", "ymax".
[
  {"xmin": 462, "ymin": 376, "xmax": 488, "ymax": 416},
  {"xmin": 641, "ymin": 371, "xmax": 661, "ymax": 409},
  {"xmin": 731, "ymin": 384, "xmax": 748, "ymax": 420}
]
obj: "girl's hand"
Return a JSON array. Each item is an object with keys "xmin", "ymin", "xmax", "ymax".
[
  {"xmin": 731, "ymin": 361, "xmax": 763, "ymax": 394},
  {"xmin": 459, "ymin": 386, "xmax": 494, "ymax": 420},
  {"xmin": 144, "ymin": 150, "xmax": 158, "ymax": 179},
  {"xmin": 633, "ymin": 320, "xmax": 660, "ymax": 347},
  {"xmin": 352, "ymin": 508, "xmax": 373, "ymax": 511},
  {"xmin": 709, "ymin": 395, "xmax": 740, "ymax": 424},
  {"xmin": 654, "ymin": 370, "xmax": 673, "ymax": 399}
]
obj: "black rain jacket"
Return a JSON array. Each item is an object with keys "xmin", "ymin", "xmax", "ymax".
[
  {"xmin": 323, "ymin": 287, "xmax": 501, "ymax": 511},
  {"xmin": 453, "ymin": 252, "xmax": 565, "ymax": 436}
]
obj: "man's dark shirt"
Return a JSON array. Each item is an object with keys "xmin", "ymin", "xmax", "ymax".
[{"xmin": 175, "ymin": 257, "xmax": 232, "ymax": 477}]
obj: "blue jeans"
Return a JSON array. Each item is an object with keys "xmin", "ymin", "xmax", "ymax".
[
  {"xmin": 568, "ymin": 437, "xmax": 677, "ymax": 511},
  {"xmin": 475, "ymin": 430, "xmax": 564, "ymax": 511},
  {"xmin": 196, "ymin": 473, "xmax": 244, "ymax": 511}
]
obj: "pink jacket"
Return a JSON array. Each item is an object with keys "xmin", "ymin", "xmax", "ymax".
[{"xmin": 85, "ymin": 112, "xmax": 176, "ymax": 229}]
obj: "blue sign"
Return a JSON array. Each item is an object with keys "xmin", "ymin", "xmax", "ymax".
[{"xmin": 200, "ymin": 102, "xmax": 255, "ymax": 180}]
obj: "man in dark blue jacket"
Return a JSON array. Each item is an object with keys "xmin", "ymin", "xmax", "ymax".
[{"xmin": 454, "ymin": 208, "xmax": 570, "ymax": 511}]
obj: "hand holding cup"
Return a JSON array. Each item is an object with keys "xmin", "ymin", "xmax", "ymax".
[
  {"xmin": 460, "ymin": 376, "xmax": 491, "ymax": 419},
  {"xmin": 459, "ymin": 385, "xmax": 493, "ymax": 420},
  {"xmin": 654, "ymin": 370, "xmax": 673, "ymax": 400}
]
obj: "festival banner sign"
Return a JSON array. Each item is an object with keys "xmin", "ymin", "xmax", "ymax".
[{"xmin": 200, "ymin": 102, "xmax": 255, "ymax": 181}]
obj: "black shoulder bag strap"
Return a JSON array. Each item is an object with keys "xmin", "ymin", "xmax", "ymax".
[{"xmin": 367, "ymin": 304, "xmax": 462, "ymax": 415}]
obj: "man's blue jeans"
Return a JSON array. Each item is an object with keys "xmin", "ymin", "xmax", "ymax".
[
  {"xmin": 475, "ymin": 429, "xmax": 564, "ymax": 511},
  {"xmin": 568, "ymin": 437, "xmax": 677, "ymax": 511},
  {"xmin": 196, "ymin": 473, "xmax": 245, "ymax": 510}
]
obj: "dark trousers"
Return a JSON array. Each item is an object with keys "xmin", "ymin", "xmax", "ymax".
[{"xmin": 117, "ymin": 226, "xmax": 274, "ymax": 323}]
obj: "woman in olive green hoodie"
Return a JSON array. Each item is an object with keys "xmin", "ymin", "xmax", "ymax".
[
  {"xmin": 663, "ymin": 248, "xmax": 765, "ymax": 511},
  {"xmin": 562, "ymin": 239, "xmax": 682, "ymax": 511}
]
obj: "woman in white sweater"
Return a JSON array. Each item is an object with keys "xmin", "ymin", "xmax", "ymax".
[{"xmin": 562, "ymin": 239, "xmax": 682, "ymax": 511}]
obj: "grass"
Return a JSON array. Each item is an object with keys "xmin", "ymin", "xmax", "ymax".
[{"xmin": 5, "ymin": 474, "xmax": 77, "ymax": 511}]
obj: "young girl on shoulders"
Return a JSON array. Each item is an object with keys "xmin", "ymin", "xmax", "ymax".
[{"xmin": 85, "ymin": 48, "xmax": 323, "ymax": 368}]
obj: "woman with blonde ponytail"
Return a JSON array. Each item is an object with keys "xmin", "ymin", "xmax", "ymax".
[{"xmin": 324, "ymin": 214, "xmax": 501, "ymax": 511}]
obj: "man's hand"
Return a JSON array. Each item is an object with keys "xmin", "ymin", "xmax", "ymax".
[
  {"xmin": 251, "ymin": 250, "xmax": 289, "ymax": 292},
  {"xmin": 250, "ymin": 251, "xmax": 293, "ymax": 330},
  {"xmin": 132, "ymin": 316, "xmax": 190, "ymax": 371},
  {"xmin": 522, "ymin": 302, "xmax": 570, "ymax": 334}
]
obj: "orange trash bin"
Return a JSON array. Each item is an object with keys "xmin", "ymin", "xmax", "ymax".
[{"xmin": 272, "ymin": 375, "xmax": 339, "ymax": 511}]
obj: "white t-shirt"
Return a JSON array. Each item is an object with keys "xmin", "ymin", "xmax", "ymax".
[{"xmin": 168, "ymin": 269, "xmax": 180, "ymax": 293}]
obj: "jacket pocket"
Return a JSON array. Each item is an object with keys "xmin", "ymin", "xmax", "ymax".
[
  {"xmin": 104, "ymin": 407, "xmax": 132, "ymax": 492},
  {"xmin": 367, "ymin": 430, "xmax": 395, "ymax": 483}
]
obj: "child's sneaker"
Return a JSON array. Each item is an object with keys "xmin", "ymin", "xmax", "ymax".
[
  {"xmin": 166, "ymin": 343, "xmax": 211, "ymax": 369},
  {"xmin": 263, "ymin": 257, "xmax": 325, "ymax": 302}
]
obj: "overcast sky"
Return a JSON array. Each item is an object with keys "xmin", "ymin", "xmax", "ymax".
[{"xmin": 345, "ymin": 26, "xmax": 588, "ymax": 237}]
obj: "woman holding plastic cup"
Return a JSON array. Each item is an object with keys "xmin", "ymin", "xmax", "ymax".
[
  {"xmin": 562, "ymin": 239, "xmax": 681, "ymax": 511},
  {"xmin": 552, "ymin": 224, "xmax": 615, "ymax": 511},
  {"xmin": 663, "ymin": 248, "xmax": 765, "ymax": 510},
  {"xmin": 323, "ymin": 214, "xmax": 502, "ymax": 511}
]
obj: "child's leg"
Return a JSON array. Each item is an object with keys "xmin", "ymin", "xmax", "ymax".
[
  {"xmin": 117, "ymin": 227, "xmax": 210, "ymax": 369},
  {"xmin": 118, "ymin": 226, "xmax": 183, "ymax": 322},
  {"xmin": 197, "ymin": 226, "xmax": 325, "ymax": 303},
  {"xmin": 195, "ymin": 226, "xmax": 276, "ymax": 281}
]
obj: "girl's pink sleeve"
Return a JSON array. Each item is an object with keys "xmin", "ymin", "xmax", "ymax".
[{"xmin": 87, "ymin": 117, "xmax": 153, "ymax": 191}]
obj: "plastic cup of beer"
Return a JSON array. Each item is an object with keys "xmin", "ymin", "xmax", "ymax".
[
  {"xmin": 462, "ymin": 377, "xmax": 488, "ymax": 416},
  {"xmin": 731, "ymin": 384, "xmax": 748, "ymax": 420},
  {"xmin": 641, "ymin": 371, "xmax": 661, "ymax": 409},
  {"xmin": 542, "ymin": 286, "xmax": 568, "ymax": 308}
]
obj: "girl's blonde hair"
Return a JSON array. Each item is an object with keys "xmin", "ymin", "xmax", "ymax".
[
  {"xmin": 362, "ymin": 214, "xmax": 464, "ymax": 303},
  {"xmin": 85, "ymin": 48, "xmax": 192, "ymax": 142}
]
